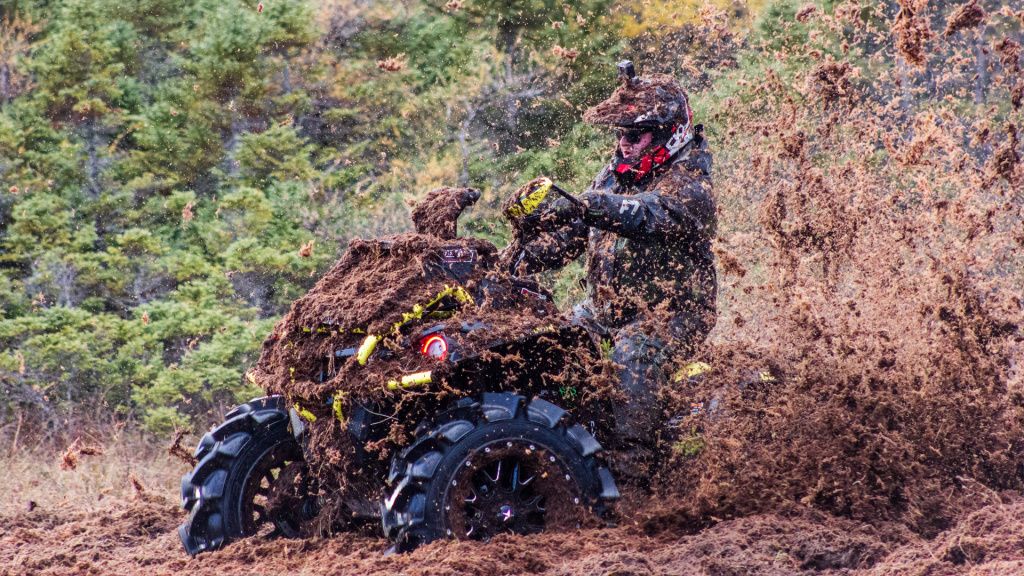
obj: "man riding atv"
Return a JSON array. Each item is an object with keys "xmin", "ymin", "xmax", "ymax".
[
  {"xmin": 505, "ymin": 61, "xmax": 717, "ymax": 479},
  {"xmin": 178, "ymin": 61, "xmax": 715, "ymax": 557}
]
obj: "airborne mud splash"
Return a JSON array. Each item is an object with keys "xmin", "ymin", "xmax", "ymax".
[{"xmin": 664, "ymin": 0, "xmax": 1024, "ymax": 540}]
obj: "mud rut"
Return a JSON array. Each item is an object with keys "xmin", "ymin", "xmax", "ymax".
[
  {"xmin": 6, "ymin": 4, "xmax": 1024, "ymax": 575},
  {"xmin": 2, "ymin": 492, "xmax": 1022, "ymax": 575}
]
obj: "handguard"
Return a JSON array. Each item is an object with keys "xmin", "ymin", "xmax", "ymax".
[
  {"xmin": 505, "ymin": 177, "xmax": 555, "ymax": 222},
  {"xmin": 504, "ymin": 177, "xmax": 586, "ymax": 225}
]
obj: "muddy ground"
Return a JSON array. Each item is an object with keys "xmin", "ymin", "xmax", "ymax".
[{"xmin": 2, "ymin": 482, "xmax": 1022, "ymax": 576}]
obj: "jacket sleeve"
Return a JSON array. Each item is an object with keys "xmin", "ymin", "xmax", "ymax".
[
  {"xmin": 509, "ymin": 215, "xmax": 588, "ymax": 275},
  {"xmin": 580, "ymin": 156, "xmax": 715, "ymax": 243}
]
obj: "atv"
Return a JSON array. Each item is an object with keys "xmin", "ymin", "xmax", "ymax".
[{"xmin": 177, "ymin": 182, "xmax": 622, "ymax": 555}]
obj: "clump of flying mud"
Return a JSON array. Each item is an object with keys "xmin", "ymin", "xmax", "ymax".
[
  {"xmin": 893, "ymin": 0, "xmax": 933, "ymax": 67},
  {"xmin": 648, "ymin": 0, "xmax": 1024, "ymax": 569},
  {"xmin": 6, "ymin": 3, "xmax": 1024, "ymax": 575}
]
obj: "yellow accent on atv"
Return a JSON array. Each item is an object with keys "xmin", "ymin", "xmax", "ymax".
[
  {"xmin": 386, "ymin": 370, "xmax": 432, "ymax": 391},
  {"xmin": 674, "ymin": 361, "xmax": 712, "ymax": 382},
  {"xmin": 294, "ymin": 403, "xmax": 317, "ymax": 422},
  {"xmin": 332, "ymin": 393, "xmax": 346, "ymax": 423},
  {"xmin": 356, "ymin": 334, "xmax": 379, "ymax": 366}
]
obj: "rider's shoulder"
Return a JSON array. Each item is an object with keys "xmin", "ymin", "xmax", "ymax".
[
  {"xmin": 660, "ymin": 151, "xmax": 712, "ymax": 189},
  {"xmin": 587, "ymin": 164, "xmax": 617, "ymax": 192},
  {"xmin": 673, "ymin": 140, "xmax": 712, "ymax": 177}
]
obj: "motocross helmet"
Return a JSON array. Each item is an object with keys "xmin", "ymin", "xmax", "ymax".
[{"xmin": 583, "ymin": 61, "xmax": 695, "ymax": 185}]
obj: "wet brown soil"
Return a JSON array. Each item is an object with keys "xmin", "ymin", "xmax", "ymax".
[
  {"xmin": 582, "ymin": 73, "xmax": 689, "ymax": 127},
  {"xmin": 894, "ymin": 0, "xmax": 932, "ymax": 67},
  {"xmin": 3, "ymin": 490, "xmax": 1022, "ymax": 575},
  {"xmin": 944, "ymin": 0, "xmax": 986, "ymax": 37}
]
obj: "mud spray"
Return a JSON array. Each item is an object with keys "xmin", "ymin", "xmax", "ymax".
[{"xmin": 4, "ymin": 3, "xmax": 1023, "ymax": 575}]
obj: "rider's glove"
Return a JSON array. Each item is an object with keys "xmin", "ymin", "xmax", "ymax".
[
  {"xmin": 543, "ymin": 196, "xmax": 585, "ymax": 227},
  {"xmin": 577, "ymin": 191, "xmax": 650, "ymax": 231},
  {"xmin": 577, "ymin": 191, "xmax": 610, "ymax": 225}
]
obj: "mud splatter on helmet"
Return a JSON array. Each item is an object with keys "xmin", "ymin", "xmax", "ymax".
[
  {"xmin": 584, "ymin": 61, "xmax": 698, "ymax": 185},
  {"xmin": 583, "ymin": 60, "xmax": 694, "ymax": 132}
]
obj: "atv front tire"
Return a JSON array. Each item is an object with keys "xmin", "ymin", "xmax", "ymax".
[
  {"xmin": 382, "ymin": 393, "xmax": 619, "ymax": 551},
  {"xmin": 178, "ymin": 396, "xmax": 312, "ymax": 555}
]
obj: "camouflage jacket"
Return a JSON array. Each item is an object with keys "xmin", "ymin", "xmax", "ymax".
[{"xmin": 517, "ymin": 140, "xmax": 718, "ymax": 344}]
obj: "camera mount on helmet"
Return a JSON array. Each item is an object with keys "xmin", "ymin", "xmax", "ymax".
[{"xmin": 617, "ymin": 60, "xmax": 637, "ymax": 87}]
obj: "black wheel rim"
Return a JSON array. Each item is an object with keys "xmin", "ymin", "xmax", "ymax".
[
  {"xmin": 239, "ymin": 444, "xmax": 313, "ymax": 538},
  {"xmin": 445, "ymin": 441, "xmax": 576, "ymax": 541}
]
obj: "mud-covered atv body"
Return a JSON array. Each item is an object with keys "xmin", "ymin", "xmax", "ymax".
[{"xmin": 179, "ymin": 193, "xmax": 621, "ymax": 555}]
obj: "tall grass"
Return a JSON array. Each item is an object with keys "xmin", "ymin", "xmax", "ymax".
[{"xmin": 4, "ymin": 429, "xmax": 189, "ymax": 516}]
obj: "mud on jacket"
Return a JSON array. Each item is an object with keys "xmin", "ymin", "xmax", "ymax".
[{"xmin": 516, "ymin": 138, "xmax": 718, "ymax": 345}]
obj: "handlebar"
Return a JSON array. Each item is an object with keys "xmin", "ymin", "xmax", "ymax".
[{"xmin": 549, "ymin": 181, "xmax": 586, "ymax": 210}]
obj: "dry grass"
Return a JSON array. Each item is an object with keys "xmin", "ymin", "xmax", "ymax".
[{"xmin": 5, "ymin": 431, "xmax": 190, "ymax": 517}]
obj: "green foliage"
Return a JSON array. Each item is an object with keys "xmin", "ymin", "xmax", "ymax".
[
  {"xmin": 136, "ymin": 318, "xmax": 270, "ymax": 433},
  {"xmin": 356, "ymin": 11, "xmax": 476, "ymax": 88},
  {"xmin": 0, "ymin": 0, "xmax": 324, "ymax": 431},
  {"xmin": 29, "ymin": 7, "xmax": 134, "ymax": 120},
  {"xmin": 236, "ymin": 125, "xmax": 316, "ymax": 186},
  {"xmin": 501, "ymin": 122, "xmax": 608, "ymax": 189},
  {"xmin": 0, "ymin": 0, "xmax": 765, "ymax": 434},
  {"xmin": 752, "ymin": 0, "xmax": 810, "ymax": 52},
  {"xmin": 120, "ymin": 85, "xmax": 227, "ymax": 190},
  {"xmin": 0, "ymin": 307, "xmax": 152, "ymax": 419}
]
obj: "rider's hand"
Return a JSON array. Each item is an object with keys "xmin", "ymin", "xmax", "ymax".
[
  {"xmin": 543, "ymin": 196, "xmax": 585, "ymax": 226},
  {"xmin": 576, "ymin": 191, "xmax": 620, "ymax": 226}
]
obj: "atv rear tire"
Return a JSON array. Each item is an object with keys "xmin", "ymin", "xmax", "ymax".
[
  {"xmin": 178, "ymin": 396, "xmax": 311, "ymax": 555},
  {"xmin": 381, "ymin": 393, "xmax": 619, "ymax": 551}
]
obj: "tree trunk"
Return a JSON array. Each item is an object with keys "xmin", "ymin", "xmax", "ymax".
[
  {"xmin": 0, "ymin": 62, "xmax": 10, "ymax": 104},
  {"xmin": 282, "ymin": 60, "xmax": 292, "ymax": 95},
  {"xmin": 498, "ymin": 23, "xmax": 521, "ymax": 153}
]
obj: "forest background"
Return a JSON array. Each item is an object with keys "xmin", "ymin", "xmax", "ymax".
[{"xmin": 0, "ymin": 0, "xmax": 1019, "ymax": 442}]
